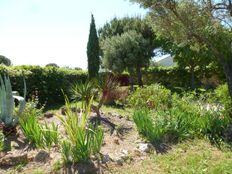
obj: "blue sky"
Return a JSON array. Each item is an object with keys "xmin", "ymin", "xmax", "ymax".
[{"xmin": 0, "ymin": 0, "xmax": 147, "ymax": 69}]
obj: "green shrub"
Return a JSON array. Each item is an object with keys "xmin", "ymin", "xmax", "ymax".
[
  {"xmin": 0, "ymin": 65, "xmax": 88, "ymax": 105},
  {"xmin": 59, "ymin": 97, "xmax": 104, "ymax": 163},
  {"xmin": 133, "ymin": 109, "xmax": 164, "ymax": 143},
  {"xmin": 42, "ymin": 122, "xmax": 58, "ymax": 148},
  {"xmin": 20, "ymin": 103, "xmax": 58, "ymax": 148},
  {"xmin": 133, "ymin": 94, "xmax": 230, "ymax": 144},
  {"xmin": 214, "ymin": 84, "xmax": 232, "ymax": 116},
  {"xmin": 128, "ymin": 84, "xmax": 172, "ymax": 110},
  {"xmin": 20, "ymin": 109, "xmax": 44, "ymax": 148}
]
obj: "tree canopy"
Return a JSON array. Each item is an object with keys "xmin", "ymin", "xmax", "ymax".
[
  {"xmin": 99, "ymin": 17, "xmax": 157, "ymax": 87},
  {"xmin": 0, "ymin": 55, "xmax": 11, "ymax": 66},
  {"xmin": 130, "ymin": 0, "xmax": 232, "ymax": 101},
  {"xmin": 101, "ymin": 30, "xmax": 150, "ymax": 88},
  {"xmin": 87, "ymin": 14, "xmax": 100, "ymax": 79}
]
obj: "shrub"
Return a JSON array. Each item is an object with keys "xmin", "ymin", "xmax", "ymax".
[
  {"xmin": 128, "ymin": 84, "xmax": 172, "ymax": 110},
  {"xmin": 214, "ymin": 84, "xmax": 232, "ymax": 116},
  {"xmin": 20, "ymin": 109, "xmax": 44, "ymax": 148},
  {"xmin": 59, "ymin": 97, "xmax": 104, "ymax": 163},
  {"xmin": 20, "ymin": 103, "xmax": 58, "ymax": 148},
  {"xmin": 133, "ymin": 94, "xmax": 231, "ymax": 144},
  {"xmin": 0, "ymin": 65, "xmax": 88, "ymax": 105},
  {"xmin": 133, "ymin": 109, "xmax": 163, "ymax": 143}
]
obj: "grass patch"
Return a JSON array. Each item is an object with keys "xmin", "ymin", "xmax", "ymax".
[{"xmin": 108, "ymin": 139, "xmax": 232, "ymax": 174}]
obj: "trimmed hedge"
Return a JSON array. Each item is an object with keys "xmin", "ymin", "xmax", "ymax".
[
  {"xmin": 0, "ymin": 65, "xmax": 224, "ymax": 105},
  {"xmin": 0, "ymin": 65, "xmax": 87, "ymax": 105}
]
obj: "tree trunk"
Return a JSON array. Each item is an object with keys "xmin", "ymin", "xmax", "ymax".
[
  {"xmin": 190, "ymin": 65, "xmax": 195, "ymax": 90},
  {"xmin": 136, "ymin": 66, "xmax": 143, "ymax": 87},
  {"xmin": 129, "ymin": 75, "xmax": 134, "ymax": 91}
]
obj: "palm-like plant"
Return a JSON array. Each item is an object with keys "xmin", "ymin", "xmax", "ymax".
[
  {"xmin": 0, "ymin": 75, "xmax": 26, "ymax": 134},
  {"xmin": 71, "ymin": 80, "xmax": 97, "ymax": 110}
]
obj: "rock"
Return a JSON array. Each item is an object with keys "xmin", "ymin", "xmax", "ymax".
[
  {"xmin": 0, "ymin": 153, "xmax": 27, "ymax": 166},
  {"xmin": 121, "ymin": 149, "xmax": 128, "ymax": 155},
  {"xmin": 34, "ymin": 150, "xmax": 50, "ymax": 163},
  {"xmin": 101, "ymin": 154, "xmax": 111, "ymax": 163},
  {"xmin": 44, "ymin": 112, "xmax": 54, "ymax": 118},
  {"xmin": 138, "ymin": 143, "xmax": 153, "ymax": 153},
  {"xmin": 114, "ymin": 157, "xmax": 124, "ymax": 166}
]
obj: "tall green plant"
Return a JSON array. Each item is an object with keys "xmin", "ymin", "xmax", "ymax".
[
  {"xmin": 59, "ymin": 96, "xmax": 104, "ymax": 163},
  {"xmin": 0, "ymin": 75, "xmax": 26, "ymax": 132},
  {"xmin": 87, "ymin": 14, "xmax": 100, "ymax": 79},
  {"xmin": 20, "ymin": 106, "xmax": 58, "ymax": 148},
  {"xmin": 71, "ymin": 80, "xmax": 96, "ymax": 109}
]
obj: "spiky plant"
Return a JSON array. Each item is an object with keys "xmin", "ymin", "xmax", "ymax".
[
  {"xmin": 71, "ymin": 80, "xmax": 97, "ymax": 110},
  {"xmin": 0, "ymin": 75, "xmax": 26, "ymax": 134}
]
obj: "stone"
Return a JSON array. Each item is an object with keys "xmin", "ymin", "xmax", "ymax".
[
  {"xmin": 138, "ymin": 143, "xmax": 152, "ymax": 153},
  {"xmin": 44, "ymin": 112, "xmax": 54, "ymax": 118},
  {"xmin": 34, "ymin": 150, "xmax": 50, "ymax": 163},
  {"xmin": 121, "ymin": 149, "xmax": 128, "ymax": 155},
  {"xmin": 114, "ymin": 157, "xmax": 124, "ymax": 166},
  {"xmin": 101, "ymin": 154, "xmax": 111, "ymax": 163},
  {"xmin": 0, "ymin": 153, "xmax": 28, "ymax": 166}
]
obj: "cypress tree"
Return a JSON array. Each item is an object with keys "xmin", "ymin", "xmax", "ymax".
[{"xmin": 87, "ymin": 14, "xmax": 100, "ymax": 79}]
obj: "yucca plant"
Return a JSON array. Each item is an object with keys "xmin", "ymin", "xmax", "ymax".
[
  {"xmin": 0, "ymin": 75, "xmax": 26, "ymax": 134},
  {"xmin": 59, "ymin": 96, "xmax": 104, "ymax": 163},
  {"xmin": 71, "ymin": 80, "xmax": 97, "ymax": 110}
]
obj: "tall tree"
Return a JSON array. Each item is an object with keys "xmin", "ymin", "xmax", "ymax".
[
  {"xmin": 0, "ymin": 55, "xmax": 11, "ymax": 66},
  {"xmin": 130, "ymin": 0, "xmax": 232, "ymax": 102},
  {"xmin": 87, "ymin": 14, "xmax": 100, "ymax": 79},
  {"xmin": 99, "ymin": 16, "xmax": 156, "ymax": 86},
  {"xmin": 101, "ymin": 30, "xmax": 150, "ymax": 90}
]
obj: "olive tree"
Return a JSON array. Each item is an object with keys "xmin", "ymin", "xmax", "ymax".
[
  {"xmin": 101, "ymin": 30, "xmax": 150, "ymax": 90},
  {"xmin": 130, "ymin": 0, "xmax": 232, "ymax": 102}
]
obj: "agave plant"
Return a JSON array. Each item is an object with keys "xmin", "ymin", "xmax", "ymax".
[{"xmin": 0, "ymin": 75, "xmax": 26, "ymax": 134}]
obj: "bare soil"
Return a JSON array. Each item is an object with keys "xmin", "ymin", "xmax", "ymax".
[{"xmin": 0, "ymin": 109, "xmax": 148, "ymax": 174}]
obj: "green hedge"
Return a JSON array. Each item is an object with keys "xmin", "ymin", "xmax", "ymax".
[
  {"xmin": 142, "ymin": 66, "xmax": 225, "ymax": 91},
  {"xmin": 0, "ymin": 65, "xmax": 87, "ymax": 105}
]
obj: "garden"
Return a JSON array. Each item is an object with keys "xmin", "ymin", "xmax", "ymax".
[
  {"xmin": 0, "ymin": 64, "xmax": 231, "ymax": 174},
  {"xmin": 1, "ymin": 0, "xmax": 232, "ymax": 174}
]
